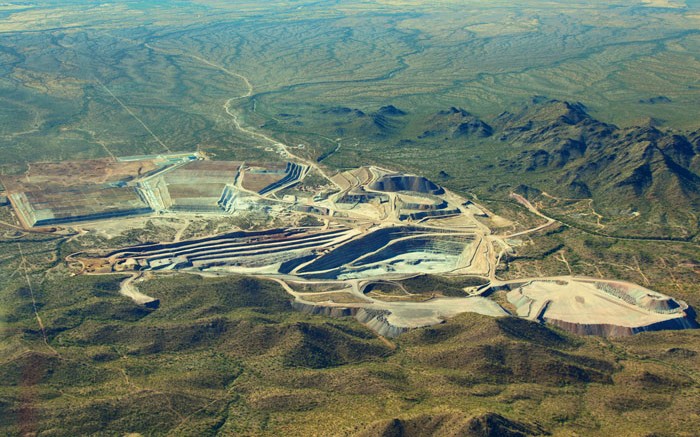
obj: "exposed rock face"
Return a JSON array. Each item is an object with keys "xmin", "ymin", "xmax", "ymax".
[
  {"xmin": 291, "ymin": 301, "xmax": 358, "ymax": 318},
  {"xmin": 291, "ymin": 301, "xmax": 409, "ymax": 337},
  {"xmin": 493, "ymin": 98, "xmax": 700, "ymax": 232},
  {"xmin": 356, "ymin": 308, "xmax": 410, "ymax": 338}
]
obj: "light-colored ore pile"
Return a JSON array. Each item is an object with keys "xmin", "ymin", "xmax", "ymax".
[
  {"xmin": 506, "ymin": 277, "xmax": 697, "ymax": 336},
  {"xmin": 63, "ymin": 154, "xmax": 695, "ymax": 339},
  {"xmin": 293, "ymin": 297, "xmax": 508, "ymax": 338}
]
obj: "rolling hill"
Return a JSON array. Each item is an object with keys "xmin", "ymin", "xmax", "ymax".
[
  {"xmin": 2, "ymin": 274, "xmax": 698, "ymax": 436},
  {"xmin": 297, "ymin": 98, "xmax": 699, "ymax": 238}
]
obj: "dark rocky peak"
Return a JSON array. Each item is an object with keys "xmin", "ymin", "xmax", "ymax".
[
  {"xmin": 688, "ymin": 129, "xmax": 700, "ymax": 146},
  {"xmin": 625, "ymin": 125, "xmax": 662, "ymax": 142},
  {"xmin": 484, "ymin": 98, "xmax": 698, "ymax": 237},
  {"xmin": 657, "ymin": 134, "xmax": 696, "ymax": 168},
  {"xmin": 437, "ymin": 106, "xmax": 472, "ymax": 117},
  {"xmin": 419, "ymin": 107, "xmax": 493, "ymax": 139},
  {"xmin": 620, "ymin": 126, "xmax": 697, "ymax": 169},
  {"xmin": 371, "ymin": 113, "xmax": 398, "ymax": 133},
  {"xmin": 524, "ymin": 138, "xmax": 586, "ymax": 171},
  {"xmin": 454, "ymin": 119, "xmax": 493, "ymax": 138},
  {"xmin": 639, "ymin": 95, "xmax": 672, "ymax": 104},
  {"xmin": 496, "ymin": 99, "xmax": 618, "ymax": 147},
  {"xmin": 320, "ymin": 106, "xmax": 366, "ymax": 117},
  {"xmin": 371, "ymin": 106, "xmax": 408, "ymax": 134},
  {"xmin": 438, "ymin": 170, "xmax": 451, "ymax": 179},
  {"xmin": 357, "ymin": 412, "xmax": 547, "ymax": 437},
  {"xmin": 318, "ymin": 105, "xmax": 407, "ymax": 138},
  {"xmin": 566, "ymin": 177, "xmax": 593, "ymax": 198},
  {"xmin": 616, "ymin": 162, "xmax": 655, "ymax": 196},
  {"xmin": 689, "ymin": 128, "xmax": 700, "ymax": 142},
  {"xmin": 377, "ymin": 105, "xmax": 406, "ymax": 116},
  {"xmin": 513, "ymin": 184, "xmax": 542, "ymax": 199},
  {"xmin": 625, "ymin": 138, "xmax": 665, "ymax": 162},
  {"xmin": 494, "ymin": 110, "xmax": 515, "ymax": 123},
  {"xmin": 529, "ymin": 99, "xmax": 589, "ymax": 125},
  {"xmin": 498, "ymin": 98, "xmax": 591, "ymax": 129}
]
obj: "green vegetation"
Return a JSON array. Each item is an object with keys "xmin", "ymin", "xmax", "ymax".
[
  {"xmin": 0, "ymin": 273, "xmax": 394, "ymax": 435},
  {"xmin": 401, "ymin": 275, "xmax": 489, "ymax": 297},
  {"xmin": 2, "ymin": 272, "xmax": 699, "ymax": 436},
  {"xmin": 1, "ymin": 1, "xmax": 698, "ymax": 237},
  {"xmin": 1, "ymin": 0, "xmax": 699, "ymax": 435}
]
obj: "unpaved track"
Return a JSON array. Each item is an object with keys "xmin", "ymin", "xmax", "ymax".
[
  {"xmin": 119, "ymin": 273, "xmax": 157, "ymax": 305},
  {"xmin": 17, "ymin": 243, "xmax": 59, "ymax": 356},
  {"xmin": 93, "ymin": 76, "xmax": 172, "ymax": 153},
  {"xmin": 510, "ymin": 192, "xmax": 696, "ymax": 245},
  {"xmin": 506, "ymin": 193, "xmax": 556, "ymax": 238}
]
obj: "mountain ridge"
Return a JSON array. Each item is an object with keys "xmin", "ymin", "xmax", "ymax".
[{"xmin": 308, "ymin": 98, "xmax": 699, "ymax": 237}]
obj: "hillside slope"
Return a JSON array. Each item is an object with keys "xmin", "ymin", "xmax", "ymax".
[
  {"xmin": 495, "ymin": 99, "xmax": 700, "ymax": 236},
  {"xmin": 1, "ymin": 274, "xmax": 699, "ymax": 436},
  {"xmin": 295, "ymin": 98, "xmax": 699, "ymax": 238}
]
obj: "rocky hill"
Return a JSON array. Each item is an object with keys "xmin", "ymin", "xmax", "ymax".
[
  {"xmin": 492, "ymin": 99, "xmax": 700, "ymax": 236},
  {"xmin": 418, "ymin": 107, "xmax": 493, "ymax": 139},
  {"xmin": 5, "ymin": 273, "xmax": 699, "ymax": 436},
  {"xmin": 307, "ymin": 98, "xmax": 699, "ymax": 238},
  {"xmin": 318, "ymin": 105, "xmax": 407, "ymax": 138}
]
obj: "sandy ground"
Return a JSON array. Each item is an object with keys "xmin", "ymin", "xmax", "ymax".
[
  {"xmin": 378, "ymin": 296, "xmax": 508, "ymax": 329},
  {"xmin": 508, "ymin": 278, "xmax": 687, "ymax": 328},
  {"xmin": 119, "ymin": 274, "xmax": 157, "ymax": 305}
]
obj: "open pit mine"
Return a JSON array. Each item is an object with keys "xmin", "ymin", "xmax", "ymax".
[{"xmin": 8, "ymin": 153, "xmax": 695, "ymax": 338}]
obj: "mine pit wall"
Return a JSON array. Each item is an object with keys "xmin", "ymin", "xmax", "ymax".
[
  {"xmin": 369, "ymin": 175, "xmax": 444, "ymax": 195},
  {"xmin": 279, "ymin": 254, "xmax": 317, "ymax": 274},
  {"xmin": 192, "ymin": 250, "xmax": 305, "ymax": 269},
  {"xmin": 398, "ymin": 199, "xmax": 448, "ymax": 211},
  {"xmin": 106, "ymin": 228, "xmax": 300, "ymax": 256},
  {"xmin": 258, "ymin": 163, "xmax": 305, "ymax": 195},
  {"xmin": 545, "ymin": 316, "xmax": 699, "ymax": 337},
  {"xmin": 337, "ymin": 192, "xmax": 389, "ymax": 205},
  {"xmin": 116, "ymin": 238, "xmax": 337, "ymax": 271},
  {"xmin": 291, "ymin": 301, "xmax": 409, "ymax": 338},
  {"xmin": 399, "ymin": 208, "xmax": 461, "ymax": 221},
  {"xmin": 114, "ymin": 228, "xmax": 351, "ymax": 271},
  {"xmin": 297, "ymin": 226, "xmax": 443, "ymax": 274},
  {"xmin": 478, "ymin": 282, "xmax": 528, "ymax": 297},
  {"xmin": 396, "ymin": 192, "xmax": 449, "ymax": 211},
  {"xmin": 188, "ymin": 245, "xmax": 321, "ymax": 267},
  {"xmin": 354, "ymin": 235, "xmax": 470, "ymax": 266}
]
